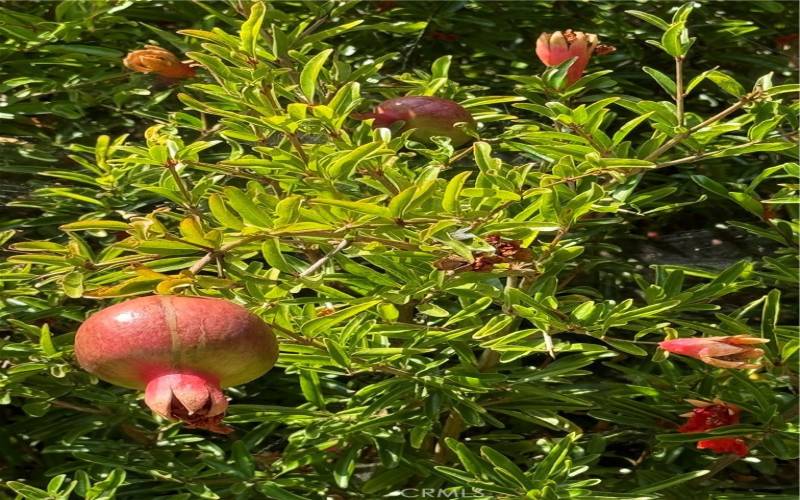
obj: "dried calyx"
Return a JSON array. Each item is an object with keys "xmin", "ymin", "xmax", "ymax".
[
  {"xmin": 434, "ymin": 235, "xmax": 532, "ymax": 272},
  {"xmin": 144, "ymin": 373, "xmax": 231, "ymax": 433}
]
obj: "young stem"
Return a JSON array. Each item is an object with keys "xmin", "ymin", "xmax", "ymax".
[
  {"xmin": 287, "ymin": 132, "xmax": 309, "ymax": 165},
  {"xmin": 299, "ymin": 239, "xmax": 349, "ymax": 277},
  {"xmin": 675, "ymin": 56, "xmax": 685, "ymax": 127},
  {"xmin": 644, "ymin": 96, "xmax": 751, "ymax": 162},
  {"xmin": 166, "ymin": 163, "xmax": 197, "ymax": 214}
]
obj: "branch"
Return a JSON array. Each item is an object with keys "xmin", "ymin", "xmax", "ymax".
[
  {"xmin": 188, "ymin": 234, "xmax": 265, "ymax": 275},
  {"xmin": 644, "ymin": 94, "xmax": 754, "ymax": 162},
  {"xmin": 299, "ymin": 239, "xmax": 349, "ymax": 277},
  {"xmin": 675, "ymin": 56, "xmax": 685, "ymax": 127}
]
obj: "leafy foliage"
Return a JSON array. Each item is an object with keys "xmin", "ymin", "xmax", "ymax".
[{"xmin": 1, "ymin": 1, "xmax": 798, "ymax": 499}]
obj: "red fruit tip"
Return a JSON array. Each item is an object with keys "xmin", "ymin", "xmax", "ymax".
[{"xmin": 144, "ymin": 373, "xmax": 232, "ymax": 434}]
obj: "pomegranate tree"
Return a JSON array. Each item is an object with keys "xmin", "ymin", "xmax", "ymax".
[
  {"xmin": 360, "ymin": 96, "xmax": 475, "ymax": 146},
  {"xmin": 75, "ymin": 295, "xmax": 278, "ymax": 432}
]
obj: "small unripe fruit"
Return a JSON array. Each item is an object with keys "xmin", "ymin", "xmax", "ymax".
[
  {"xmin": 361, "ymin": 96, "xmax": 475, "ymax": 146},
  {"xmin": 75, "ymin": 295, "xmax": 278, "ymax": 432}
]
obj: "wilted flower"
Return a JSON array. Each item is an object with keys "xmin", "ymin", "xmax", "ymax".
[
  {"xmin": 678, "ymin": 400, "xmax": 749, "ymax": 457},
  {"xmin": 535, "ymin": 29, "xmax": 614, "ymax": 85},
  {"xmin": 659, "ymin": 335, "xmax": 769, "ymax": 369},
  {"xmin": 123, "ymin": 45, "xmax": 195, "ymax": 80}
]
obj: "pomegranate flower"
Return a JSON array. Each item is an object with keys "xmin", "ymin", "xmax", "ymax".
[
  {"xmin": 123, "ymin": 45, "xmax": 195, "ymax": 80},
  {"xmin": 535, "ymin": 30, "xmax": 614, "ymax": 85},
  {"xmin": 659, "ymin": 335, "xmax": 769, "ymax": 369},
  {"xmin": 678, "ymin": 400, "xmax": 749, "ymax": 457}
]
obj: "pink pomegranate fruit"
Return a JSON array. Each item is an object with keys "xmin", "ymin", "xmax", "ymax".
[
  {"xmin": 75, "ymin": 295, "xmax": 278, "ymax": 433},
  {"xmin": 359, "ymin": 96, "xmax": 475, "ymax": 146}
]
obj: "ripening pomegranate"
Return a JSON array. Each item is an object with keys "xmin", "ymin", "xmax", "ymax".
[
  {"xmin": 75, "ymin": 295, "xmax": 279, "ymax": 433},
  {"xmin": 359, "ymin": 96, "xmax": 475, "ymax": 146}
]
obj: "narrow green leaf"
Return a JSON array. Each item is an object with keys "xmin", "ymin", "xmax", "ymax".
[
  {"xmin": 444, "ymin": 297, "xmax": 493, "ymax": 326},
  {"xmin": 209, "ymin": 193, "xmax": 244, "ymax": 230},
  {"xmin": 60, "ymin": 220, "xmax": 128, "ymax": 232},
  {"xmin": 643, "ymin": 66, "xmax": 677, "ymax": 96},
  {"xmin": 300, "ymin": 49, "xmax": 333, "ymax": 103},
  {"xmin": 240, "ymin": 1, "xmax": 266, "ymax": 57},
  {"xmin": 301, "ymin": 300, "xmax": 380, "ymax": 337},
  {"xmin": 661, "ymin": 22, "xmax": 685, "ymax": 57},
  {"xmin": 761, "ymin": 289, "xmax": 781, "ymax": 355},
  {"xmin": 480, "ymin": 446, "xmax": 534, "ymax": 489},
  {"xmin": 298, "ymin": 369, "xmax": 326, "ymax": 408},
  {"xmin": 442, "ymin": 171, "xmax": 472, "ymax": 213},
  {"xmin": 626, "ymin": 10, "xmax": 670, "ymax": 30},
  {"xmin": 632, "ymin": 470, "xmax": 710, "ymax": 494}
]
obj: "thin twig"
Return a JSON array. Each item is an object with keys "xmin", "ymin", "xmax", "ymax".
[
  {"xmin": 299, "ymin": 239, "xmax": 349, "ymax": 277},
  {"xmin": 644, "ymin": 95, "xmax": 752, "ymax": 162},
  {"xmin": 652, "ymin": 140, "xmax": 760, "ymax": 169},
  {"xmin": 188, "ymin": 234, "xmax": 265, "ymax": 275},
  {"xmin": 287, "ymin": 133, "xmax": 309, "ymax": 165},
  {"xmin": 675, "ymin": 56, "xmax": 685, "ymax": 127}
]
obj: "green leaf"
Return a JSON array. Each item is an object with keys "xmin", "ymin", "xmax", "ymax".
[
  {"xmin": 661, "ymin": 22, "xmax": 686, "ymax": 57},
  {"xmin": 444, "ymin": 297, "xmax": 493, "ymax": 326},
  {"xmin": 761, "ymin": 289, "xmax": 781, "ymax": 355},
  {"xmin": 60, "ymin": 220, "xmax": 128, "ymax": 231},
  {"xmin": 85, "ymin": 468, "xmax": 126, "ymax": 500},
  {"xmin": 626, "ymin": 10, "xmax": 670, "ymax": 30},
  {"xmin": 311, "ymin": 197, "xmax": 390, "ymax": 217},
  {"xmin": 388, "ymin": 186, "xmax": 416, "ymax": 218},
  {"xmin": 261, "ymin": 238, "xmax": 295, "ymax": 273},
  {"xmin": 256, "ymin": 483, "xmax": 309, "ymax": 500},
  {"xmin": 445, "ymin": 438, "xmax": 489, "ymax": 475},
  {"xmin": 333, "ymin": 445, "xmax": 360, "ymax": 488},
  {"xmin": 631, "ymin": 470, "xmax": 710, "ymax": 494},
  {"xmin": 325, "ymin": 338, "xmax": 350, "ymax": 368},
  {"xmin": 532, "ymin": 433, "xmax": 578, "ymax": 481},
  {"xmin": 326, "ymin": 141, "xmax": 387, "ymax": 179},
  {"xmin": 62, "ymin": 270, "xmax": 84, "ymax": 298},
  {"xmin": 431, "ymin": 55, "xmax": 451, "ymax": 79},
  {"xmin": 224, "ymin": 186, "xmax": 271, "ymax": 227},
  {"xmin": 643, "ymin": 66, "xmax": 677, "ymax": 96},
  {"xmin": 480, "ymin": 446, "xmax": 534, "ymax": 489},
  {"xmin": 612, "ymin": 112, "xmax": 654, "ymax": 145},
  {"xmin": 6, "ymin": 482, "xmax": 51, "ymax": 500},
  {"xmin": 442, "ymin": 171, "xmax": 472, "ymax": 213},
  {"xmin": 39, "ymin": 323, "xmax": 56, "ymax": 356},
  {"xmin": 300, "ymin": 49, "xmax": 333, "ymax": 103},
  {"xmin": 209, "ymin": 193, "xmax": 244, "ymax": 230},
  {"xmin": 706, "ymin": 70, "xmax": 746, "ymax": 97},
  {"xmin": 603, "ymin": 338, "xmax": 648, "ymax": 356},
  {"xmin": 298, "ymin": 369, "xmax": 326, "ymax": 408},
  {"xmin": 301, "ymin": 300, "xmax": 381, "ymax": 337},
  {"xmin": 240, "ymin": 1, "xmax": 266, "ymax": 57}
]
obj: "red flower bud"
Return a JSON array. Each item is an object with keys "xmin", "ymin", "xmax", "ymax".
[
  {"xmin": 535, "ymin": 30, "xmax": 613, "ymax": 85},
  {"xmin": 124, "ymin": 46, "xmax": 196, "ymax": 80},
  {"xmin": 659, "ymin": 335, "xmax": 768, "ymax": 369}
]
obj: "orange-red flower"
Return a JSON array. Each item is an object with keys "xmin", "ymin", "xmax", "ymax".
[
  {"xmin": 677, "ymin": 400, "xmax": 749, "ymax": 457},
  {"xmin": 123, "ymin": 45, "xmax": 195, "ymax": 80},
  {"xmin": 535, "ymin": 30, "xmax": 613, "ymax": 85},
  {"xmin": 659, "ymin": 335, "xmax": 768, "ymax": 369}
]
